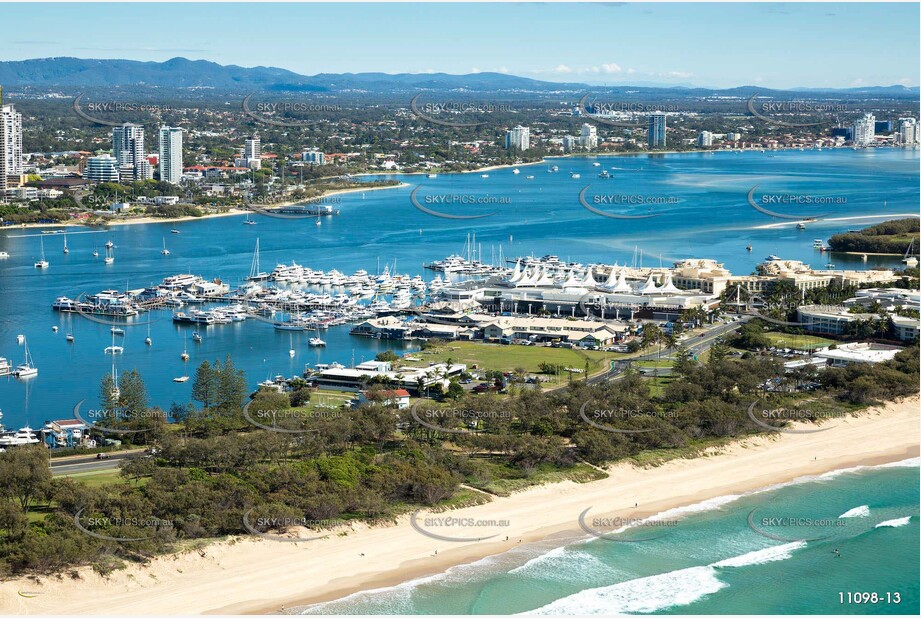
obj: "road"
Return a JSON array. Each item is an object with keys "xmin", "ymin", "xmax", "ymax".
[
  {"xmin": 50, "ymin": 451, "xmax": 133, "ymax": 475},
  {"xmin": 588, "ymin": 316, "xmax": 751, "ymax": 385}
]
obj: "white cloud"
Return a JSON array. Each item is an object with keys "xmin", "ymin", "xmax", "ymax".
[{"xmin": 601, "ymin": 63, "xmax": 623, "ymax": 74}]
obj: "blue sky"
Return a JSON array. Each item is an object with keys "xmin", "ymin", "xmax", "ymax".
[{"xmin": 1, "ymin": 2, "xmax": 918, "ymax": 88}]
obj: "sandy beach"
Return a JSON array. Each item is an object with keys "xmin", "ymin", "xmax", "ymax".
[{"xmin": 3, "ymin": 395, "xmax": 918, "ymax": 615}]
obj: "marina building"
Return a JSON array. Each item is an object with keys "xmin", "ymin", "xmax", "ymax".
[
  {"xmin": 505, "ymin": 126, "xmax": 530, "ymax": 151},
  {"xmin": 648, "ymin": 113, "xmax": 667, "ymax": 148},
  {"xmin": 312, "ymin": 361, "xmax": 466, "ymax": 394},
  {"xmin": 158, "ymin": 126, "xmax": 183, "ymax": 184},
  {"xmin": 814, "ymin": 342, "xmax": 902, "ymax": 367}
]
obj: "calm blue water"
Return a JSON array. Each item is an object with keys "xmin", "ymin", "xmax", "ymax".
[
  {"xmin": 298, "ymin": 461, "xmax": 920, "ymax": 615},
  {"xmin": 0, "ymin": 148, "xmax": 918, "ymax": 427}
]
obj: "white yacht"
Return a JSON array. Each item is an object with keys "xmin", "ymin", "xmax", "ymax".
[
  {"xmin": 0, "ymin": 427, "xmax": 40, "ymax": 447},
  {"xmin": 308, "ymin": 336, "xmax": 326, "ymax": 347},
  {"xmin": 104, "ymin": 245, "xmax": 115, "ymax": 264},
  {"xmin": 0, "ymin": 251, "xmax": 9, "ymax": 259},
  {"xmin": 161, "ymin": 238, "xmax": 171, "ymax": 255},
  {"xmin": 512, "ymin": 168, "xmax": 520, "ymax": 174}
]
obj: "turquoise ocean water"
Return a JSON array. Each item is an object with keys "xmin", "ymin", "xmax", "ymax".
[
  {"xmin": 0, "ymin": 148, "xmax": 918, "ymax": 427},
  {"xmin": 298, "ymin": 460, "xmax": 919, "ymax": 615}
]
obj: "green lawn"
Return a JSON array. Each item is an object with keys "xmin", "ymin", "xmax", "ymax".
[
  {"xmin": 764, "ymin": 332, "xmax": 835, "ymax": 350},
  {"xmin": 58, "ymin": 468, "xmax": 130, "ymax": 487},
  {"xmin": 400, "ymin": 341, "xmax": 623, "ymax": 386}
]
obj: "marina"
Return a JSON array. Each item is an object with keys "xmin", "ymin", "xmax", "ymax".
[{"xmin": 0, "ymin": 148, "xmax": 916, "ymax": 428}]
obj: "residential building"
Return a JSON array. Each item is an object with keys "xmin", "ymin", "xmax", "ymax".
[
  {"xmin": 562, "ymin": 135, "xmax": 577, "ymax": 153},
  {"xmin": 84, "ymin": 154, "xmax": 120, "ymax": 182},
  {"xmin": 302, "ymin": 150, "xmax": 325, "ymax": 165},
  {"xmin": 697, "ymin": 131, "xmax": 713, "ymax": 147},
  {"xmin": 898, "ymin": 117, "xmax": 918, "ymax": 145},
  {"xmin": 158, "ymin": 126, "xmax": 183, "ymax": 184},
  {"xmin": 580, "ymin": 123, "xmax": 598, "ymax": 150},
  {"xmin": 853, "ymin": 113, "xmax": 876, "ymax": 146},
  {"xmin": 505, "ymin": 125, "xmax": 530, "ymax": 151},
  {"xmin": 112, "ymin": 123, "xmax": 146, "ymax": 179},
  {"xmin": 648, "ymin": 113, "xmax": 667, "ymax": 148}
]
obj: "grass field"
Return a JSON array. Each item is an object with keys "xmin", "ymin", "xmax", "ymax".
[
  {"xmin": 400, "ymin": 341, "xmax": 623, "ymax": 386},
  {"xmin": 764, "ymin": 332, "xmax": 835, "ymax": 350},
  {"xmin": 59, "ymin": 468, "xmax": 128, "ymax": 487}
]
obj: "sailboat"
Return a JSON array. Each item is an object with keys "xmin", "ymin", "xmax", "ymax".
[
  {"xmin": 92, "ymin": 242, "xmax": 99, "ymax": 258},
  {"xmin": 180, "ymin": 335, "xmax": 190, "ymax": 361},
  {"xmin": 315, "ymin": 217, "xmax": 322, "ymax": 226},
  {"xmin": 903, "ymin": 238, "xmax": 918, "ymax": 267},
  {"xmin": 246, "ymin": 238, "xmax": 269, "ymax": 281},
  {"xmin": 15, "ymin": 337, "xmax": 38, "ymax": 378},
  {"xmin": 243, "ymin": 213, "xmax": 256, "ymax": 225},
  {"xmin": 109, "ymin": 354, "xmax": 120, "ymax": 400},
  {"xmin": 104, "ymin": 331, "xmax": 124, "ymax": 354},
  {"xmin": 63, "ymin": 232, "xmax": 69, "ymax": 254},
  {"xmin": 192, "ymin": 331, "xmax": 202, "ymax": 342},
  {"xmin": 288, "ymin": 333, "xmax": 295, "ymax": 357},
  {"xmin": 34, "ymin": 237, "xmax": 49, "ymax": 268},
  {"xmin": 160, "ymin": 238, "xmax": 170, "ymax": 255},
  {"xmin": 104, "ymin": 244, "xmax": 115, "ymax": 264},
  {"xmin": 144, "ymin": 321, "xmax": 152, "ymax": 346}
]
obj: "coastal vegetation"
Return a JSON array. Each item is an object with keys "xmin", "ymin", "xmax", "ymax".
[
  {"xmin": 1, "ymin": 342, "xmax": 917, "ymax": 578},
  {"xmin": 827, "ymin": 218, "xmax": 920, "ymax": 255}
]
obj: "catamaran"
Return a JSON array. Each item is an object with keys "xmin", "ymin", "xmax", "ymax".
[
  {"xmin": 63, "ymin": 232, "xmax": 69, "ymax": 254},
  {"xmin": 104, "ymin": 244, "xmax": 115, "ymax": 264},
  {"xmin": 34, "ymin": 237, "xmax": 49, "ymax": 268},
  {"xmin": 243, "ymin": 214, "xmax": 256, "ymax": 225},
  {"xmin": 160, "ymin": 238, "xmax": 170, "ymax": 255}
]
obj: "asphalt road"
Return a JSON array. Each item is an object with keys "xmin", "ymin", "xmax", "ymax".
[{"xmin": 50, "ymin": 452, "xmax": 132, "ymax": 475}]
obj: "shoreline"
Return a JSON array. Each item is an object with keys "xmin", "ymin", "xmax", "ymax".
[
  {"xmin": 0, "ymin": 182, "xmax": 409, "ymax": 231},
  {"xmin": 4, "ymin": 395, "xmax": 917, "ymax": 616},
  {"xmin": 754, "ymin": 213, "xmax": 920, "ymax": 230}
]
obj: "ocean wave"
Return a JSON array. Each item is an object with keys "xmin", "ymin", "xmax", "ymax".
[
  {"xmin": 711, "ymin": 541, "xmax": 806, "ymax": 568},
  {"xmin": 839, "ymin": 505, "xmax": 870, "ymax": 518},
  {"xmin": 526, "ymin": 541, "xmax": 804, "ymax": 614},
  {"xmin": 523, "ymin": 566, "xmax": 727, "ymax": 615},
  {"xmin": 875, "ymin": 516, "xmax": 912, "ymax": 529}
]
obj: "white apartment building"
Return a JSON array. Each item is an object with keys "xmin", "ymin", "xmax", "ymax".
[
  {"xmin": 158, "ymin": 126, "xmax": 183, "ymax": 184},
  {"xmin": 505, "ymin": 125, "xmax": 530, "ymax": 151}
]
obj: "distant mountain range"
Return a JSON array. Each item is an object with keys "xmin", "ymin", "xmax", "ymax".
[{"xmin": 0, "ymin": 57, "xmax": 917, "ymax": 98}]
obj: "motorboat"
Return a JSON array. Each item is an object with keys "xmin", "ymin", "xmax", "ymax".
[{"xmin": 0, "ymin": 427, "xmax": 40, "ymax": 446}]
